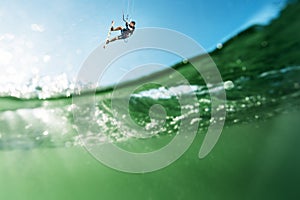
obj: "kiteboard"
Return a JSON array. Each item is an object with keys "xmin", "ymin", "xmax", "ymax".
[{"xmin": 103, "ymin": 21, "xmax": 114, "ymax": 49}]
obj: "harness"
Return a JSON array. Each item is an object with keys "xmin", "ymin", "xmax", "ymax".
[{"xmin": 121, "ymin": 15, "xmax": 135, "ymax": 39}]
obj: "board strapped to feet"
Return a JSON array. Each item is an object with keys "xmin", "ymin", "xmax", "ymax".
[{"xmin": 103, "ymin": 21, "xmax": 114, "ymax": 49}]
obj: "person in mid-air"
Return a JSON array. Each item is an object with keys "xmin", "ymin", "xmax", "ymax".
[{"xmin": 106, "ymin": 19, "xmax": 136, "ymax": 45}]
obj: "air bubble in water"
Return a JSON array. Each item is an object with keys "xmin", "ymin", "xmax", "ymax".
[
  {"xmin": 42, "ymin": 130, "xmax": 49, "ymax": 136},
  {"xmin": 224, "ymin": 80, "xmax": 234, "ymax": 90}
]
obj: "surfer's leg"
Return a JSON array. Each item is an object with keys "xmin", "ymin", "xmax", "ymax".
[
  {"xmin": 106, "ymin": 33, "xmax": 125, "ymax": 44},
  {"xmin": 108, "ymin": 36, "xmax": 118, "ymax": 43},
  {"xmin": 111, "ymin": 26, "xmax": 123, "ymax": 31}
]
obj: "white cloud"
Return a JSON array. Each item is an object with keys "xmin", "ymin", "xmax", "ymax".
[
  {"xmin": 0, "ymin": 35, "xmax": 41, "ymax": 86},
  {"xmin": 43, "ymin": 55, "xmax": 51, "ymax": 63},
  {"xmin": 0, "ymin": 49, "xmax": 13, "ymax": 65},
  {"xmin": 31, "ymin": 24, "xmax": 45, "ymax": 32},
  {"xmin": 6, "ymin": 67, "xmax": 16, "ymax": 74},
  {"xmin": 0, "ymin": 33, "xmax": 15, "ymax": 41}
]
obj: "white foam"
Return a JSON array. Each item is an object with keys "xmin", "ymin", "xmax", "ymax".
[{"xmin": 132, "ymin": 85, "xmax": 199, "ymax": 99}]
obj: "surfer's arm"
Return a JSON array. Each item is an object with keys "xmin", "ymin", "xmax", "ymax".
[{"xmin": 122, "ymin": 14, "xmax": 129, "ymax": 23}]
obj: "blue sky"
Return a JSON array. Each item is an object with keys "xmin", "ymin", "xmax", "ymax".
[{"xmin": 0, "ymin": 0, "xmax": 286, "ymax": 87}]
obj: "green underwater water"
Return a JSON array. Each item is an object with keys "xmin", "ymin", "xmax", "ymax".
[
  {"xmin": 1, "ymin": 1, "xmax": 300, "ymax": 200},
  {"xmin": 1, "ymin": 111, "xmax": 300, "ymax": 200}
]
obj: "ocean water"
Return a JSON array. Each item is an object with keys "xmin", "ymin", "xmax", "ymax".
[{"xmin": 1, "ymin": 2, "xmax": 300, "ymax": 200}]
